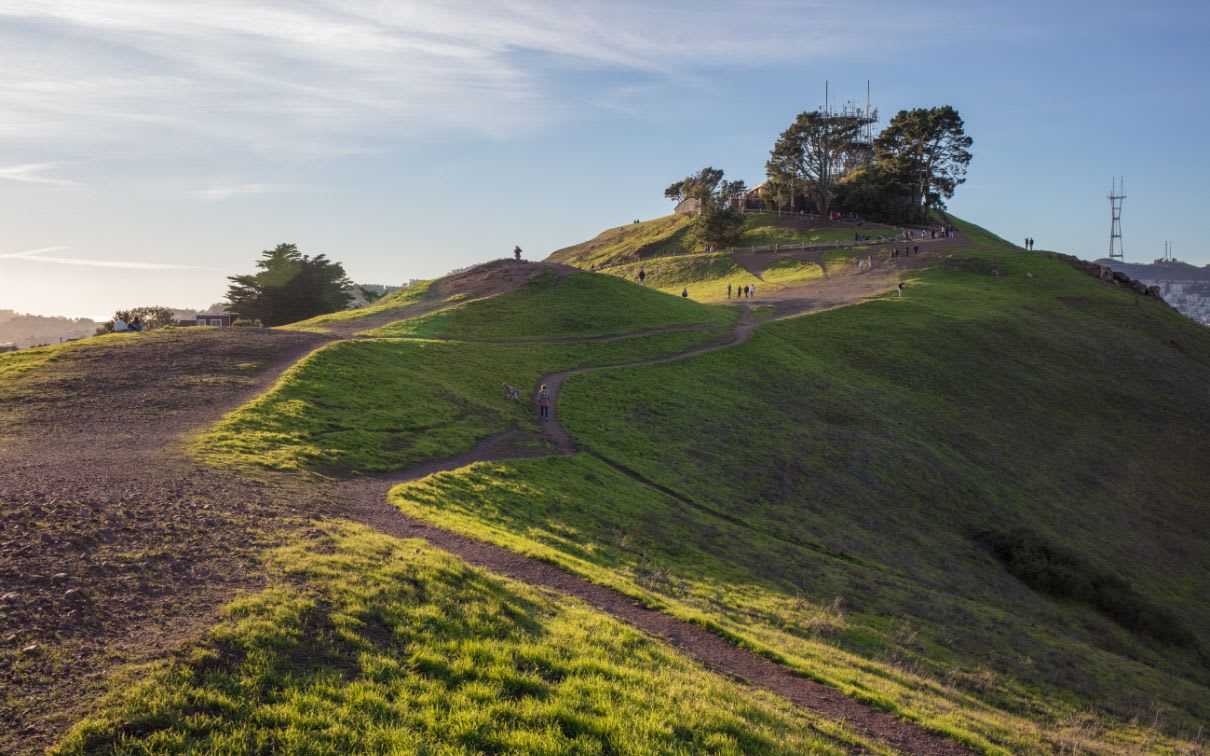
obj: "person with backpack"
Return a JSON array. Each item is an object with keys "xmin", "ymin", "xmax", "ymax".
[
  {"xmin": 537, "ymin": 384, "xmax": 551, "ymax": 422},
  {"xmin": 514, "ymin": 245, "xmax": 522, "ymax": 261}
]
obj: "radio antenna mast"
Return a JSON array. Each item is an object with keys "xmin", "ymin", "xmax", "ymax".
[{"xmin": 1108, "ymin": 177, "xmax": 1126, "ymax": 261}]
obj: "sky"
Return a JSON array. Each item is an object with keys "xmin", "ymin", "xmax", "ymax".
[{"xmin": 1, "ymin": 0, "xmax": 1208, "ymax": 320}]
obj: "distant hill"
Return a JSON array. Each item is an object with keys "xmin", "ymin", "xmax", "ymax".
[
  {"xmin": 0, "ymin": 310, "xmax": 98, "ymax": 349},
  {"xmin": 1097, "ymin": 257, "xmax": 1210, "ymax": 281}
]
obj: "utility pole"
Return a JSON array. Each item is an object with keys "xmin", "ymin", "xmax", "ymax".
[{"xmin": 1108, "ymin": 177, "xmax": 1125, "ymax": 261}]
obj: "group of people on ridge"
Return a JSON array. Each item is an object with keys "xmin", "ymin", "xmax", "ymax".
[{"xmin": 725, "ymin": 283, "xmax": 756, "ymax": 300}]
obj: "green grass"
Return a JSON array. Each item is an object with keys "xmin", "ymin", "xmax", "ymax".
[
  {"xmin": 548, "ymin": 214, "xmax": 694, "ymax": 268},
  {"xmin": 390, "ymin": 238, "xmax": 1210, "ymax": 752},
  {"xmin": 760, "ymin": 258, "xmax": 826, "ymax": 286},
  {"xmin": 604, "ymin": 253, "xmax": 763, "ymax": 302},
  {"xmin": 54, "ymin": 521, "xmax": 880, "ymax": 755},
  {"xmin": 365, "ymin": 272, "xmax": 735, "ymax": 340},
  {"xmin": 280, "ymin": 280, "xmax": 435, "ymax": 332},
  {"xmin": 936, "ymin": 212, "xmax": 1014, "ymax": 249},
  {"xmin": 738, "ymin": 215, "xmax": 896, "ymax": 247},
  {"xmin": 197, "ymin": 328, "xmax": 729, "ymax": 474},
  {"xmin": 0, "ymin": 336, "xmax": 118, "ymax": 384},
  {"xmin": 546, "ymin": 213, "xmax": 897, "ymax": 273}
]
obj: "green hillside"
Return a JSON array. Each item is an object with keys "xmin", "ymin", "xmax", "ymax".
[
  {"xmin": 198, "ymin": 272, "xmax": 735, "ymax": 474},
  {"xmin": 378, "ymin": 226, "xmax": 1210, "ymax": 751},
  {"xmin": 56, "ymin": 522, "xmax": 876, "ymax": 754},
  {"xmin": 35, "ymin": 215, "xmax": 1210, "ymax": 754},
  {"xmin": 366, "ymin": 271, "xmax": 734, "ymax": 340},
  {"xmin": 547, "ymin": 214, "xmax": 694, "ymax": 268},
  {"xmin": 548, "ymin": 212, "xmax": 900, "ymax": 270}
]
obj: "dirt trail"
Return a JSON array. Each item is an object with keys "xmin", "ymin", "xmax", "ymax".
[
  {"xmin": 1, "ymin": 244, "xmax": 971, "ymax": 754},
  {"xmin": 334, "ymin": 477, "xmax": 966, "ymax": 756}
]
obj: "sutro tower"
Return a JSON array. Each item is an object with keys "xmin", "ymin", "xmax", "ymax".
[{"xmin": 1108, "ymin": 177, "xmax": 1126, "ymax": 261}]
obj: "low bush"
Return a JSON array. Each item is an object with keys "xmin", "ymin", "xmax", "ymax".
[{"xmin": 980, "ymin": 528, "xmax": 1198, "ymax": 650}]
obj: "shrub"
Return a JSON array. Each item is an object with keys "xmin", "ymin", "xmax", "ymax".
[{"xmin": 979, "ymin": 528, "xmax": 1199, "ymax": 650}]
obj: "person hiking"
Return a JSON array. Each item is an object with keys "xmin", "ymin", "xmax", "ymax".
[
  {"xmin": 749, "ymin": 283, "xmax": 756, "ymax": 300},
  {"xmin": 742, "ymin": 285, "xmax": 749, "ymax": 299},
  {"xmin": 727, "ymin": 282, "xmax": 732, "ymax": 300},
  {"xmin": 681, "ymin": 287, "xmax": 688, "ymax": 298},
  {"xmin": 866, "ymin": 255, "xmax": 873, "ymax": 268},
  {"xmin": 514, "ymin": 245, "xmax": 522, "ymax": 261},
  {"xmin": 913, "ymin": 244, "xmax": 919, "ymax": 256},
  {"xmin": 897, "ymin": 281, "xmax": 905, "ymax": 298},
  {"xmin": 537, "ymin": 384, "xmax": 551, "ymax": 422},
  {"xmin": 638, "ymin": 268, "xmax": 646, "ymax": 284}
]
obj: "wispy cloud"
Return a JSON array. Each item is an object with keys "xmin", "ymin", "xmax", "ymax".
[
  {"xmin": 0, "ymin": 246, "xmax": 206, "ymax": 271},
  {"xmin": 0, "ymin": 163, "xmax": 81, "ymax": 188},
  {"xmin": 193, "ymin": 183, "xmax": 301, "ymax": 202},
  {"xmin": 0, "ymin": 0, "xmax": 939, "ymax": 158}
]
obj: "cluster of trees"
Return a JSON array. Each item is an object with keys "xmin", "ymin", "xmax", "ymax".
[
  {"xmin": 96, "ymin": 306, "xmax": 178, "ymax": 334},
  {"xmin": 226, "ymin": 243, "xmax": 353, "ymax": 326},
  {"xmin": 768, "ymin": 105, "xmax": 973, "ymax": 223},
  {"xmin": 669, "ymin": 104, "xmax": 973, "ymax": 233},
  {"xmin": 664, "ymin": 167, "xmax": 748, "ymax": 248},
  {"xmin": 95, "ymin": 245, "xmax": 356, "ymax": 332}
]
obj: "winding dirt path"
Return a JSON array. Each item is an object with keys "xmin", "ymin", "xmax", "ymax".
[
  {"xmin": 1, "ymin": 242, "xmax": 972, "ymax": 754},
  {"xmin": 329, "ymin": 242, "xmax": 972, "ymax": 754}
]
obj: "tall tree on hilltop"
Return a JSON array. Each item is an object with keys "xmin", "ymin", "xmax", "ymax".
[
  {"xmin": 874, "ymin": 106, "xmax": 973, "ymax": 218},
  {"xmin": 765, "ymin": 111, "xmax": 867, "ymax": 217},
  {"xmin": 664, "ymin": 166, "xmax": 726, "ymax": 207},
  {"xmin": 226, "ymin": 243, "xmax": 353, "ymax": 326},
  {"xmin": 664, "ymin": 167, "xmax": 747, "ymax": 248}
]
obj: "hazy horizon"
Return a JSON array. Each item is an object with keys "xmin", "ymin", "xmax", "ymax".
[{"xmin": 3, "ymin": 0, "xmax": 1208, "ymax": 320}]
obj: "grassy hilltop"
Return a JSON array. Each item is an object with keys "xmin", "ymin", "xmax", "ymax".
[{"xmin": 9, "ymin": 214, "xmax": 1210, "ymax": 754}]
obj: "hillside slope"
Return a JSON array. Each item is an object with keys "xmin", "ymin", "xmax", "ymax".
[
  {"xmin": 548, "ymin": 212, "xmax": 902, "ymax": 271},
  {"xmin": 7, "ymin": 224, "xmax": 1210, "ymax": 754},
  {"xmin": 388, "ymin": 223, "xmax": 1210, "ymax": 752}
]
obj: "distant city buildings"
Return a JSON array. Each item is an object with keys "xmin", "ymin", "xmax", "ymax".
[
  {"xmin": 1147, "ymin": 280, "xmax": 1210, "ymax": 326},
  {"xmin": 1100, "ymin": 257, "xmax": 1210, "ymax": 327}
]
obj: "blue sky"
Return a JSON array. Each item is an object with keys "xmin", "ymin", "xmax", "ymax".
[{"xmin": 1, "ymin": 0, "xmax": 1207, "ymax": 319}]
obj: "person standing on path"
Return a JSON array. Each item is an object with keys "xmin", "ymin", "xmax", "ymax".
[
  {"xmin": 866, "ymin": 255, "xmax": 873, "ymax": 269},
  {"xmin": 750, "ymin": 283, "xmax": 756, "ymax": 300},
  {"xmin": 537, "ymin": 384, "xmax": 551, "ymax": 422},
  {"xmin": 514, "ymin": 245, "xmax": 522, "ymax": 261},
  {"xmin": 727, "ymin": 282, "xmax": 732, "ymax": 300},
  {"xmin": 638, "ymin": 268, "xmax": 646, "ymax": 285}
]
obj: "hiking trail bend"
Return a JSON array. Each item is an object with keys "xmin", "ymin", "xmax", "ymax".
[{"xmin": 0, "ymin": 240, "xmax": 971, "ymax": 755}]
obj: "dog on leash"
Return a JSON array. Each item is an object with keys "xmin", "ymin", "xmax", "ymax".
[{"xmin": 501, "ymin": 383, "xmax": 521, "ymax": 401}]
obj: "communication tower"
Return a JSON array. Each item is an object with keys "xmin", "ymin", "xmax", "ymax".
[
  {"xmin": 1108, "ymin": 177, "xmax": 1125, "ymax": 261},
  {"xmin": 824, "ymin": 80, "xmax": 878, "ymax": 176}
]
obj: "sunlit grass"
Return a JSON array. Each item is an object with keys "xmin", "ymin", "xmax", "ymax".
[
  {"xmin": 54, "ymin": 521, "xmax": 882, "ymax": 755},
  {"xmin": 365, "ymin": 271, "xmax": 735, "ymax": 340}
]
